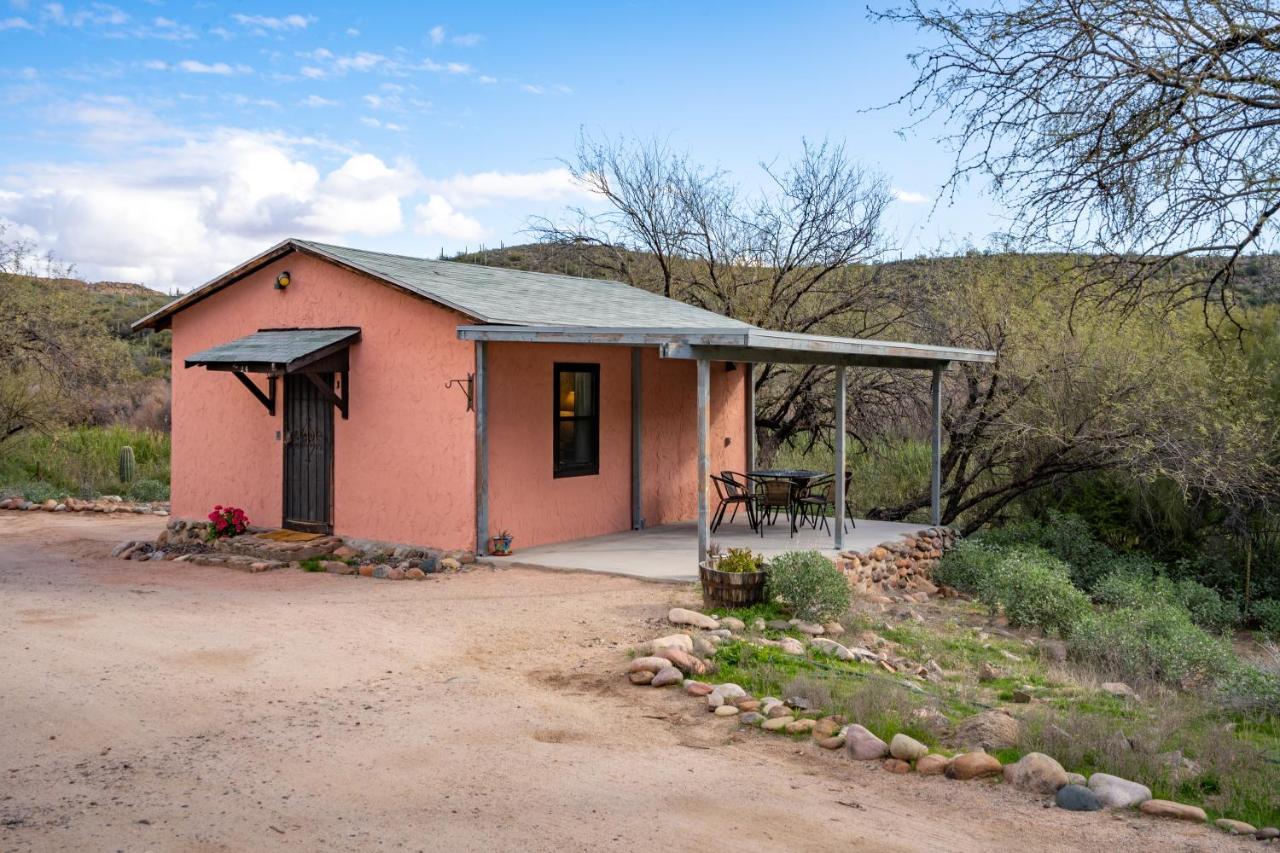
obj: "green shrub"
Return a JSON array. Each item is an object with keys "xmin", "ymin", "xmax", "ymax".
[
  {"xmin": 1093, "ymin": 564, "xmax": 1239, "ymax": 634},
  {"xmin": 982, "ymin": 547, "xmax": 1091, "ymax": 636},
  {"xmin": 1068, "ymin": 603, "xmax": 1234, "ymax": 687},
  {"xmin": 127, "ymin": 478, "xmax": 169, "ymax": 502},
  {"xmin": 1037, "ymin": 510, "xmax": 1116, "ymax": 590},
  {"xmin": 1174, "ymin": 579, "xmax": 1240, "ymax": 634},
  {"xmin": 1216, "ymin": 662, "xmax": 1280, "ymax": 717},
  {"xmin": 17, "ymin": 480, "xmax": 60, "ymax": 503},
  {"xmin": 934, "ymin": 539, "xmax": 1004, "ymax": 592},
  {"xmin": 715, "ymin": 547, "xmax": 765, "ymax": 573},
  {"xmin": 765, "ymin": 550, "xmax": 851, "ymax": 621},
  {"xmin": 1252, "ymin": 599, "xmax": 1280, "ymax": 637}
]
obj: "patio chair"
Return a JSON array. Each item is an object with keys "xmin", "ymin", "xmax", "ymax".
[
  {"xmin": 795, "ymin": 472, "xmax": 856, "ymax": 534},
  {"xmin": 754, "ymin": 477, "xmax": 797, "ymax": 537},
  {"xmin": 710, "ymin": 474, "xmax": 757, "ymax": 533}
]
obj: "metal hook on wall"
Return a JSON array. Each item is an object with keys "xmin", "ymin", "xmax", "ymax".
[{"xmin": 446, "ymin": 373, "xmax": 474, "ymax": 411}]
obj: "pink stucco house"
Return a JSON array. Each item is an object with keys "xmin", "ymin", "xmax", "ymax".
[{"xmin": 135, "ymin": 239, "xmax": 992, "ymax": 560}]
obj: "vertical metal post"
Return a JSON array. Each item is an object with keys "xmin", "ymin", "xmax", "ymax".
[
  {"xmin": 696, "ymin": 358, "xmax": 711, "ymax": 566},
  {"xmin": 474, "ymin": 341, "xmax": 489, "ymax": 555},
  {"xmin": 743, "ymin": 362, "xmax": 756, "ymax": 474},
  {"xmin": 631, "ymin": 347, "xmax": 643, "ymax": 530},
  {"xmin": 930, "ymin": 365, "xmax": 943, "ymax": 527},
  {"xmin": 834, "ymin": 364, "xmax": 847, "ymax": 551}
]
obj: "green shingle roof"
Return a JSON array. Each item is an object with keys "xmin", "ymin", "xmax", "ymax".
[{"xmin": 184, "ymin": 327, "xmax": 360, "ymax": 369}]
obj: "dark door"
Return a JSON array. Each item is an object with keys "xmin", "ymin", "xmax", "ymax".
[{"xmin": 283, "ymin": 373, "xmax": 334, "ymax": 533}]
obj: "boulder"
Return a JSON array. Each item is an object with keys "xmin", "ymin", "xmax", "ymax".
[
  {"xmin": 628, "ymin": 656, "xmax": 671, "ymax": 674},
  {"xmin": 713, "ymin": 704, "xmax": 740, "ymax": 716},
  {"xmin": 883, "ymin": 758, "xmax": 911, "ymax": 774},
  {"xmin": 784, "ymin": 719, "xmax": 817, "ymax": 735},
  {"xmin": 1065, "ymin": 772, "xmax": 1086, "ymax": 787},
  {"xmin": 791, "ymin": 620, "xmax": 824, "ymax": 635},
  {"xmin": 1087, "ymin": 773, "xmax": 1151, "ymax": 809},
  {"xmin": 823, "ymin": 622, "xmax": 845, "ymax": 635},
  {"xmin": 1256, "ymin": 827, "xmax": 1279, "ymax": 840},
  {"xmin": 954, "ymin": 709, "xmax": 1021, "ymax": 750},
  {"xmin": 719, "ymin": 616, "xmax": 746, "ymax": 632},
  {"xmin": 810, "ymin": 638, "xmax": 855, "ymax": 661},
  {"xmin": 946, "ymin": 752, "xmax": 1003, "ymax": 780},
  {"xmin": 889, "ymin": 733, "xmax": 928, "ymax": 762},
  {"xmin": 844, "ymin": 725, "xmax": 889, "ymax": 760},
  {"xmin": 813, "ymin": 716, "xmax": 844, "ymax": 739},
  {"xmin": 657, "ymin": 647, "xmax": 701, "ymax": 674},
  {"xmin": 1139, "ymin": 800, "xmax": 1206, "ymax": 822},
  {"xmin": 1055, "ymin": 784, "xmax": 1102, "ymax": 812},
  {"xmin": 650, "ymin": 666, "xmax": 683, "ymax": 687},
  {"xmin": 778, "ymin": 637, "xmax": 806, "ymax": 656},
  {"xmin": 1101, "ymin": 682, "xmax": 1139, "ymax": 701},
  {"xmin": 684, "ymin": 681, "xmax": 713, "ymax": 696},
  {"xmin": 1002, "ymin": 752, "xmax": 1068, "ymax": 794},
  {"xmin": 739, "ymin": 712, "xmax": 764, "ymax": 726},
  {"xmin": 916, "ymin": 754, "xmax": 949, "ymax": 775},
  {"xmin": 816, "ymin": 735, "xmax": 846, "ymax": 750},
  {"xmin": 629, "ymin": 671, "xmax": 653, "ymax": 685},
  {"xmin": 650, "ymin": 634, "xmax": 695, "ymax": 654},
  {"xmin": 1215, "ymin": 819, "xmax": 1256, "ymax": 835},
  {"xmin": 669, "ymin": 608, "xmax": 719, "ymax": 630},
  {"xmin": 762, "ymin": 716, "xmax": 794, "ymax": 732},
  {"xmin": 404, "ymin": 567, "xmax": 426, "ymax": 580},
  {"xmin": 322, "ymin": 560, "xmax": 354, "ymax": 575}
]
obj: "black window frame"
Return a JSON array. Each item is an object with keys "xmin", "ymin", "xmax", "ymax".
[{"xmin": 553, "ymin": 362, "xmax": 600, "ymax": 478}]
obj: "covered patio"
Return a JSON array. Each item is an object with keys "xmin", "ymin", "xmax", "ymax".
[
  {"xmin": 486, "ymin": 512, "xmax": 924, "ymax": 582},
  {"xmin": 460, "ymin": 324, "xmax": 996, "ymax": 578}
]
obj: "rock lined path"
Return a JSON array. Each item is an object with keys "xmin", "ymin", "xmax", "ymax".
[{"xmin": 0, "ymin": 512, "xmax": 1248, "ymax": 852}]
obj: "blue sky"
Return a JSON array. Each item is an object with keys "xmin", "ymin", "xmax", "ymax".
[{"xmin": 0, "ymin": 1, "xmax": 1002, "ymax": 290}]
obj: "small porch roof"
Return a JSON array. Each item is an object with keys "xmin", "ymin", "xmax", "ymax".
[
  {"xmin": 456, "ymin": 324, "xmax": 995, "ymax": 369},
  {"xmin": 184, "ymin": 327, "xmax": 361, "ymax": 374}
]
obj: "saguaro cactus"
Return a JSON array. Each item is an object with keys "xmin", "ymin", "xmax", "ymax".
[{"xmin": 119, "ymin": 445, "xmax": 136, "ymax": 484}]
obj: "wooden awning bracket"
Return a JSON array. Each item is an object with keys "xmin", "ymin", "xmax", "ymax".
[
  {"xmin": 446, "ymin": 374, "xmax": 474, "ymax": 411},
  {"xmin": 305, "ymin": 369, "xmax": 350, "ymax": 419},
  {"xmin": 232, "ymin": 371, "xmax": 277, "ymax": 416}
]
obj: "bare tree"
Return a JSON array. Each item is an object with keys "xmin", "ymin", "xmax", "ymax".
[
  {"xmin": 531, "ymin": 133, "xmax": 898, "ymax": 455},
  {"xmin": 881, "ymin": 0, "xmax": 1280, "ymax": 320}
]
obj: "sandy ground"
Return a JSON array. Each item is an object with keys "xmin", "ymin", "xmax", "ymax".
[{"xmin": 0, "ymin": 512, "xmax": 1243, "ymax": 852}]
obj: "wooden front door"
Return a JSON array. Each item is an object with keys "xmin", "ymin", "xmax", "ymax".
[{"xmin": 283, "ymin": 373, "xmax": 334, "ymax": 533}]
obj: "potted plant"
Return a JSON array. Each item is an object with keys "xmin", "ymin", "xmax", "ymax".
[
  {"xmin": 489, "ymin": 529, "xmax": 514, "ymax": 556},
  {"xmin": 700, "ymin": 546, "xmax": 768, "ymax": 609}
]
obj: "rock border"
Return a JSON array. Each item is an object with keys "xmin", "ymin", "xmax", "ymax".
[{"xmin": 1, "ymin": 494, "xmax": 169, "ymax": 516}]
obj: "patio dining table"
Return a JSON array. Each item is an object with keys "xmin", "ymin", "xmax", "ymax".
[{"xmin": 748, "ymin": 468, "xmax": 826, "ymax": 487}]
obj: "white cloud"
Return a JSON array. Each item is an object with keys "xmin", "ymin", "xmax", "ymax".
[
  {"xmin": 300, "ymin": 94, "xmax": 338, "ymax": 107},
  {"xmin": 345, "ymin": 27, "xmax": 359, "ymax": 36},
  {"xmin": 428, "ymin": 24, "xmax": 444, "ymax": 45},
  {"xmin": 359, "ymin": 116, "xmax": 404, "ymax": 131},
  {"xmin": 452, "ymin": 32, "xmax": 482, "ymax": 47},
  {"xmin": 426, "ymin": 168, "xmax": 590, "ymax": 208},
  {"xmin": 232, "ymin": 12, "xmax": 314, "ymax": 33},
  {"xmin": 0, "ymin": 128, "xmax": 418, "ymax": 286},
  {"xmin": 415, "ymin": 195, "xmax": 482, "ymax": 241},
  {"xmin": 477, "ymin": 75, "xmax": 496, "ymax": 84},
  {"xmin": 177, "ymin": 59, "xmax": 250, "ymax": 75},
  {"xmin": 891, "ymin": 187, "xmax": 929, "ymax": 204},
  {"xmin": 520, "ymin": 83, "xmax": 543, "ymax": 95},
  {"xmin": 0, "ymin": 15, "xmax": 32, "ymax": 29}
]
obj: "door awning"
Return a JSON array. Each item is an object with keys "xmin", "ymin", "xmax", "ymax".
[
  {"xmin": 184, "ymin": 327, "xmax": 360, "ymax": 418},
  {"xmin": 184, "ymin": 327, "xmax": 361, "ymax": 374}
]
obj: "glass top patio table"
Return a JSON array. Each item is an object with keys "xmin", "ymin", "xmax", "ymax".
[{"xmin": 749, "ymin": 469, "xmax": 825, "ymax": 483}]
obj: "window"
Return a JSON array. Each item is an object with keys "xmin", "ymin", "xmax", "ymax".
[{"xmin": 553, "ymin": 363, "xmax": 599, "ymax": 478}]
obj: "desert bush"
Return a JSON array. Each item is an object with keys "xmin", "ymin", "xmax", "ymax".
[
  {"xmin": 934, "ymin": 539, "xmax": 1003, "ymax": 592},
  {"xmin": 1251, "ymin": 599, "xmax": 1280, "ymax": 638},
  {"xmin": 127, "ymin": 478, "xmax": 168, "ymax": 502},
  {"xmin": 1035, "ymin": 510, "xmax": 1117, "ymax": 590},
  {"xmin": 1068, "ymin": 603, "xmax": 1234, "ymax": 688},
  {"xmin": 981, "ymin": 547, "xmax": 1091, "ymax": 636},
  {"xmin": 11, "ymin": 480, "xmax": 60, "ymax": 502},
  {"xmin": 1093, "ymin": 563, "xmax": 1239, "ymax": 634},
  {"xmin": 765, "ymin": 550, "xmax": 851, "ymax": 621}
]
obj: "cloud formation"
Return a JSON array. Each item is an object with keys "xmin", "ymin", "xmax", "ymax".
[{"xmin": 892, "ymin": 188, "xmax": 929, "ymax": 204}]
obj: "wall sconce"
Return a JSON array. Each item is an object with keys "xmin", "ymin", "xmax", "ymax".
[{"xmin": 275, "ymin": 271, "xmax": 292, "ymax": 290}]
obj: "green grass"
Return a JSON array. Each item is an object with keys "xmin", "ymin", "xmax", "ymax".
[
  {"xmin": 299, "ymin": 557, "xmax": 325, "ymax": 572},
  {"xmin": 706, "ymin": 601, "xmax": 1280, "ymax": 828},
  {"xmin": 0, "ymin": 425, "xmax": 169, "ymax": 500}
]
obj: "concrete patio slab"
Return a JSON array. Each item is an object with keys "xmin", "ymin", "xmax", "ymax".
[{"xmin": 487, "ymin": 513, "xmax": 925, "ymax": 583}]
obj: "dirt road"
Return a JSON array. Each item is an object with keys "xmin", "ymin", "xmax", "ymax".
[{"xmin": 0, "ymin": 512, "xmax": 1239, "ymax": 851}]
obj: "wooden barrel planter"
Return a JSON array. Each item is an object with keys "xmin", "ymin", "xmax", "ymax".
[{"xmin": 699, "ymin": 562, "xmax": 767, "ymax": 610}]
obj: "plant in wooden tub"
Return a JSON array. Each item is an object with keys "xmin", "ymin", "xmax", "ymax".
[
  {"xmin": 700, "ymin": 547, "xmax": 768, "ymax": 609},
  {"xmin": 206, "ymin": 505, "xmax": 249, "ymax": 540}
]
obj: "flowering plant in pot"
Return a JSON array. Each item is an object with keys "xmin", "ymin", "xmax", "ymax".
[
  {"xmin": 490, "ymin": 529, "xmax": 514, "ymax": 555},
  {"xmin": 206, "ymin": 505, "xmax": 249, "ymax": 540}
]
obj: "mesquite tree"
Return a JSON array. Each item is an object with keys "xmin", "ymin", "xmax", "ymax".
[
  {"xmin": 531, "ymin": 133, "xmax": 900, "ymax": 456},
  {"xmin": 882, "ymin": 0, "xmax": 1280, "ymax": 320}
]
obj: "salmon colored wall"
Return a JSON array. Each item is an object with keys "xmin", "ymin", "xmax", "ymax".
[
  {"xmin": 640, "ymin": 349, "xmax": 746, "ymax": 527},
  {"xmin": 486, "ymin": 343, "xmax": 746, "ymax": 548},
  {"xmin": 170, "ymin": 251, "xmax": 477, "ymax": 549}
]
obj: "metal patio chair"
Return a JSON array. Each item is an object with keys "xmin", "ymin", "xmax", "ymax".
[{"xmin": 710, "ymin": 473, "xmax": 758, "ymax": 533}]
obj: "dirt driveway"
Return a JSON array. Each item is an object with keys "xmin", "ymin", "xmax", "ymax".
[{"xmin": 0, "ymin": 513, "xmax": 1240, "ymax": 852}]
